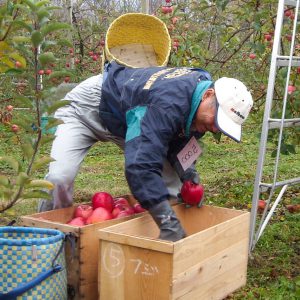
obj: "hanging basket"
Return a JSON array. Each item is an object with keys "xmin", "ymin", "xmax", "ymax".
[
  {"xmin": 103, "ymin": 13, "xmax": 171, "ymax": 68},
  {"xmin": 0, "ymin": 227, "xmax": 67, "ymax": 300}
]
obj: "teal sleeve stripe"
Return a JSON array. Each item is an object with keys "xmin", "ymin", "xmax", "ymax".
[
  {"xmin": 125, "ymin": 106, "xmax": 148, "ymax": 142},
  {"xmin": 185, "ymin": 80, "xmax": 213, "ymax": 137}
]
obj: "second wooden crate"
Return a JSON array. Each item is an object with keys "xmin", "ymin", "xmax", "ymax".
[{"xmin": 98, "ymin": 204, "xmax": 250, "ymax": 300}]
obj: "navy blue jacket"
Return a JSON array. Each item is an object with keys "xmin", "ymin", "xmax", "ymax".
[{"xmin": 100, "ymin": 62, "xmax": 212, "ymax": 209}]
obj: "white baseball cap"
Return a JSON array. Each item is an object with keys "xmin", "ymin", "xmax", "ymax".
[{"xmin": 214, "ymin": 77, "xmax": 253, "ymax": 142}]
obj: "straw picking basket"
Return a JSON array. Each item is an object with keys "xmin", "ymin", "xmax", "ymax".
[{"xmin": 103, "ymin": 13, "xmax": 171, "ymax": 69}]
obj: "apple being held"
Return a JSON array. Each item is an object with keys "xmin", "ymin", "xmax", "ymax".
[
  {"xmin": 74, "ymin": 204, "xmax": 93, "ymax": 220},
  {"xmin": 67, "ymin": 217, "xmax": 85, "ymax": 227},
  {"xmin": 92, "ymin": 192, "xmax": 114, "ymax": 212},
  {"xmin": 180, "ymin": 181, "xmax": 204, "ymax": 206},
  {"xmin": 86, "ymin": 207, "xmax": 113, "ymax": 224}
]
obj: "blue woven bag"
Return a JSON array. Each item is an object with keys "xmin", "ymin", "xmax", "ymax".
[{"xmin": 0, "ymin": 227, "xmax": 67, "ymax": 300}]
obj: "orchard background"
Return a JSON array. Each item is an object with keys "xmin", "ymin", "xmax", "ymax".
[{"xmin": 0, "ymin": 0, "xmax": 299, "ymax": 298}]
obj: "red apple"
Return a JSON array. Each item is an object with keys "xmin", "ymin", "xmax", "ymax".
[
  {"xmin": 161, "ymin": 6, "xmax": 169, "ymax": 14},
  {"xmin": 249, "ymin": 53, "xmax": 256, "ymax": 59},
  {"xmin": 67, "ymin": 217, "xmax": 85, "ymax": 226},
  {"xmin": 38, "ymin": 70, "xmax": 45, "ymax": 75},
  {"xmin": 92, "ymin": 192, "xmax": 114, "ymax": 212},
  {"xmin": 171, "ymin": 17, "xmax": 179, "ymax": 25},
  {"xmin": 133, "ymin": 203, "xmax": 146, "ymax": 213},
  {"xmin": 65, "ymin": 63, "xmax": 70, "ymax": 68},
  {"xmin": 112, "ymin": 206, "xmax": 123, "ymax": 218},
  {"xmin": 288, "ymin": 85, "xmax": 296, "ymax": 94},
  {"xmin": 75, "ymin": 58, "xmax": 80, "ymax": 64},
  {"xmin": 257, "ymin": 200, "xmax": 267, "ymax": 212},
  {"xmin": 45, "ymin": 69, "xmax": 52, "ymax": 75},
  {"xmin": 6, "ymin": 105, "xmax": 13, "ymax": 111},
  {"xmin": 92, "ymin": 55, "xmax": 98, "ymax": 61},
  {"xmin": 284, "ymin": 10, "xmax": 292, "ymax": 17},
  {"xmin": 64, "ymin": 76, "xmax": 70, "ymax": 83},
  {"xmin": 69, "ymin": 48, "xmax": 74, "ymax": 54},
  {"xmin": 115, "ymin": 210, "xmax": 133, "ymax": 219},
  {"xmin": 74, "ymin": 204, "xmax": 93, "ymax": 220},
  {"xmin": 15, "ymin": 61, "xmax": 22, "ymax": 68},
  {"xmin": 86, "ymin": 207, "xmax": 112, "ymax": 224},
  {"xmin": 286, "ymin": 35, "xmax": 292, "ymax": 42},
  {"xmin": 264, "ymin": 34, "xmax": 272, "ymax": 41},
  {"xmin": 100, "ymin": 40, "xmax": 105, "ymax": 47},
  {"xmin": 11, "ymin": 124, "xmax": 19, "ymax": 133},
  {"xmin": 180, "ymin": 181, "xmax": 204, "ymax": 206},
  {"xmin": 114, "ymin": 197, "xmax": 130, "ymax": 208}
]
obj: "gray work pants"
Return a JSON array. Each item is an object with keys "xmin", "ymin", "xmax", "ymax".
[{"xmin": 38, "ymin": 74, "xmax": 181, "ymax": 212}]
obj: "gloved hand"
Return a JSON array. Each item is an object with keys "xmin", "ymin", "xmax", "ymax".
[
  {"xmin": 149, "ymin": 200, "xmax": 186, "ymax": 242},
  {"xmin": 181, "ymin": 167, "xmax": 200, "ymax": 185}
]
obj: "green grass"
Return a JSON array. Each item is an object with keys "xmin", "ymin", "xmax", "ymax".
[{"xmin": 0, "ymin": 119, "xmax": 299, "ymax": 299}]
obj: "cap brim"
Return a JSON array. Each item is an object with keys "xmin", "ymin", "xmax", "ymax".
[{"xmin": 215, "ymin": 104, "xmax": 242, "ymax": 142}]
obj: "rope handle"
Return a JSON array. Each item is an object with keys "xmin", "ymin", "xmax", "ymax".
[
  {"xmin": 0, "ymin": 236, "xmax": 66, "ymax": 300},
  {"xmin": 0, "ymin": 265, "xmax": 62, "ymax": 300}
]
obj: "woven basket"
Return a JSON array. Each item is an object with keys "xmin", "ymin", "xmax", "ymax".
[
  {"xmin": 103, "ymin": 13, "xmax": 171, "ymax": 68},
  {"xmin": 0, "ymin": 227, "xmax": 67, "ymax": 300}
]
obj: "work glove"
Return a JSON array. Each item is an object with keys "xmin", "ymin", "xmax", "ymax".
[
  {"xmin": 149, "ymin": 200, "xmax": 186, "ymax": 242},
  {"xmin": 181, "ymin": 167, "xmax": 200, "ymax": 185}
]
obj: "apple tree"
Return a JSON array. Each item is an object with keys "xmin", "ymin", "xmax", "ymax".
[{"xmin": 0, "ymin": 0, "xmax": 72, "ymax": 212}]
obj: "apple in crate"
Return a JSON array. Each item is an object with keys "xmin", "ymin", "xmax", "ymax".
[
  {"xmin": 114, "ymin": 197, "xmax": 130, "ymax": 208},
  {"xmin": 133, "ymin": 203, "xmax": 146, "ymax": 213},
  {"xmin": 74, "ymin": 204, "xmax": 93, "ymax": 220},
  {"xmin": 92, "ymin": 192, "xmax": 114, "ymax": 212},
  {"xmin": 67, "ymin": 217, "xmax": 86, "ymax": 227},
  {"xmin": 86, "ymin": 207, "xmax": 113, "ymax": 224}
]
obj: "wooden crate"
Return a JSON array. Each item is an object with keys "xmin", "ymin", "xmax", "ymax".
[
  {"xmin": 19, "ymin": 195, "xmax": 143, "ymax": 300},
  {"xmin": 98, "ymin": 205, "xmax": 250, "ymax": 300}
]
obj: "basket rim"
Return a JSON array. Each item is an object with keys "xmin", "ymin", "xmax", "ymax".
[
  {"xmin": 0, "ymin": 226, "xmax": 64, "ymax": 246},
  {"xmin": 104, "ymin": 13, "xmax": 171, "ymax": 68}
]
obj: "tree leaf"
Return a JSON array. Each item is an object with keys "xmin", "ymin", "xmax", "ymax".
[
  {"xmin": 4, "ymin": 68, "xmax": 23, "ymax": 75},
  {"xmin": 46, "ymin": 100, "xmax": 70, "ymax": 115},
  {"xmin": 0, "ymin": 175, "xmax": 10, "ymax": 187},
  {"xmin": 0, "ymin": 156, "xmax": 20, "ymax": 172},
  {"xmin": 22, "ymin": 190, "xmax": 51, "ymax": 200},
  {"xmin": 37, "ymin": 8, "xmax": 50, "ymax": 22},
  {"xmin": 44, "ymin": 118, "xmax": 63, "ymax": 130},
  {"xmin": 20, "ymin": 142, "xmax": 34, "ymax": 160},
  {"xmin": 11, "ymin": 20, "xmax": 33, "ymax": 32},
  {"xmin": 40, "ymin": 135, "xmax": 55, "ymax": 146},
  {"xmin": 22, "ymin": 0, "xmax": 37, "ymax": 11},
  {"xmin": 14, "ymin": 95, "xmax": 33, "ymax": 108},
  {"xmin": 38, "ymin": 52, "xmax": 56, "ymax": 66},
  {"xmin": 26, "ymin": 179, "xmax": 54, "ymax": 190},
  {"xmin": 31, "ymin": 156, "xmax": 54, "ymax": 173},
  {"xmin": 57, "ymin": 38, "xmax": 73, "ymax": 48},
  {"xmin": 16, "ymin": 172, "xmax": 29, "ymax": 186},
  {"xmin": 31, "ymin": 30, "xmax": 43, "ymax": 47},
  {"xmin": 48, "ymin": 70, "xmax": 72, "ymax": 80},
  {"xmin": 41, "ymin": 22, "xmax": 72, "ymax": 36},
  {"xmin": 36, "ymin": 0, "xmax": 50, "ymax": 8},
  {"xmin": 12, "ymin": 36, "xmax": 31, "ymax": 43}
]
